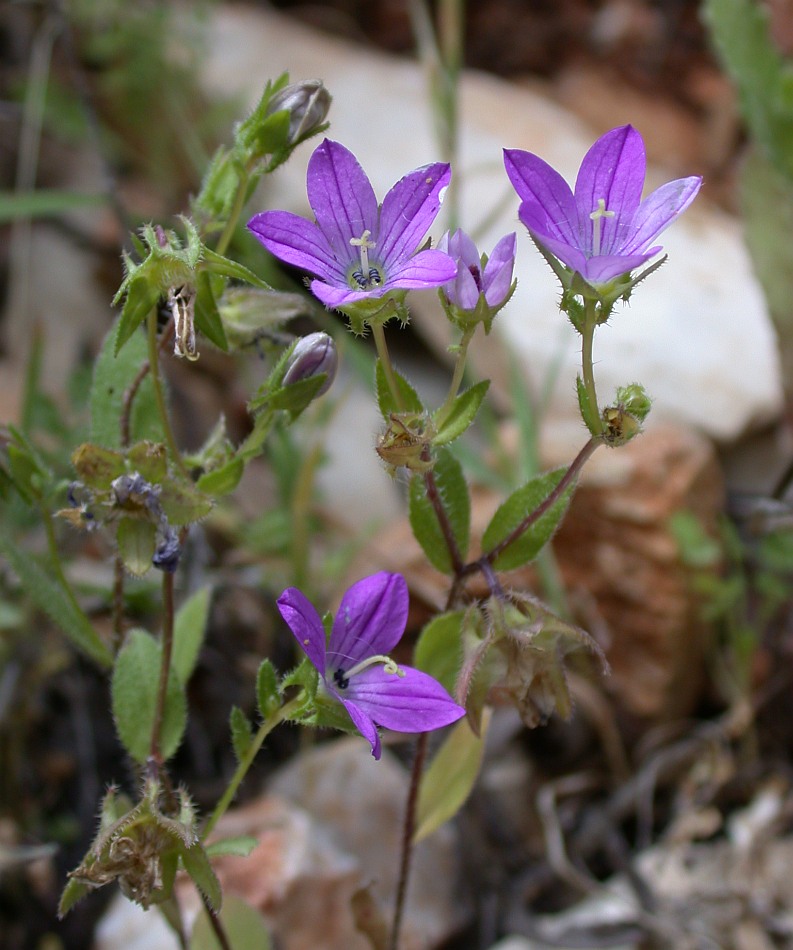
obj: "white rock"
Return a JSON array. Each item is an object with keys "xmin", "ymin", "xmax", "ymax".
[{"xmin": 200, "ymin": 4, "xmax": 782, "ymax": 451}]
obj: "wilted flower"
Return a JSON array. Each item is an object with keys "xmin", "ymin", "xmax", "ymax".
[
  {"xmin": 277, "ymin": 572, "xmax": 465, "ymax": 758},
  {"xmin": 503, "ymin": 125, "xmax": 701, "ymax": 287},
  {"xmin": 438, "ymin": 229, "xmax": 516, "ymax": 330},
  {"xmin": 247, "ymin": 140, "xmax": 455, "ymax": 321},
  {"xmin": 282, "ymin": 331, "xmax": 338, "ymax": 396}
]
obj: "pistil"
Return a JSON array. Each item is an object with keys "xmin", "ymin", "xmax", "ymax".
[
  {"xmin": 333, "ymin": 654, "xmax": 404, "ymax": 690},
  {"xmin": 589, "ymin": 198, "xmax": 615, "ymax": 257}
]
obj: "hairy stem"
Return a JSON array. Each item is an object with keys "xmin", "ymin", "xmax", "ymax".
[
  {"xmin": 148, "ymin": 571, "xmax": 175, "ymax": 768},
  {"xmin": 581, "ymin": 299, "xmax": 603, "ymax": 436},
  {"xmin": 423, "ymin": 464, "xmax": 464, "ymax": 574},
  {"xmin": 147, "ymin": 308, "xmax": 189, "ymax": 478},
  {"xmin": 202, "ymin": 893, "xmax": 233, "ymax": 950},
  {"xmin": 389, "ymin": 731, "xmax": 429, "ymax": 950},
  {"xmin": 434, "ymin": 326, "xmax": 475, "ymax": 429},
  {"xmin": 202, "ymin": 696, "xmax": 303, "ymax": 840},
  {"xmin": 372, "ymin": 322, "xmax": 405, "ymax": 411},
  {"xmin": 214, "ymin": 170, "xmax": 250, "ymax": 258}
]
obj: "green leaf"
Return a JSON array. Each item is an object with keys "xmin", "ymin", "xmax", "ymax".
[
  {"xmin": 229, "ymin": 706, "xmax": 253, "ymax": 763},
  {"xmin": 71, "ymin": 443, "xmax": 126, "ymax": 490},
  {"xmin": 414, "ymin": 709, "xmax": 490, "ymax": 843},
  {"xmin": 116, "ymin": 517, "xmax": 157, "ymax": 576},
  {"xmin": 201, "ymin": 247, "xmax": 273, "ymax": 289},
  {"xmin": 414, "ymin": 612, "xmax": 465, "ymax": 696},
  {"xmin": 433, "ymin": 381, "xmax": 489, "ymax": 446},
  {"xmin": 0, "ymin": 534, "xmax": 112, "ymax": 667},
  {"xmin": 172, "ymin": 587, "xmax": 212, "ymax": 685},
  {"xmin": 375, "ymin": 359, "xmax": 423, "ymax": 418},
  {"xmin": 482, "ymin": 467, "xmax": 573, "ymax": 571},
  {"xmin": 91, "ymin": 319, "xmax": 164, "ymax": 448},
  {"xmin": 159, "ymin": 482, "xmax": 213, "ymax": 525},
  {"xmin": 196, "ymin": 457, "xmax": 244, "ymax": 496},
  {"xmin": 408, "ymin": 449, "xmax": 470, "ymax": 574},
  {"xmin": 190, "ymin": 896, "xmax": 271, "ymax": 950},
  {"xmin": 205, "ymin": 836, "xmax": 258, "ymax": 859},
  {"xmin": 180, "ymin": 842, "xmax": 222, "ymax": 913},
  {"xmin": 0, "ymin": 189, "xmax": 106, "ymax": 223},
  {"xmin": 126, "ymin": 442, "xmax": 168, "ymax": 483},
  {"xmin": 258, "ymin": 375, "xmax": 326, "ymax": 416},
  {"xmin": 115, "ymin": 276, "xmax": 160, "ymax": 355},
  {"xmin": 111, "ymin": 628, "xmax": 187, "ymax": 764},
  {"xmin": 256, "ymin": 659, "xmax": 280, "ymax": 718},
  {"xmin": 194, "ymin": 271, "xmax": 229, "ymax": 352},
  {"xmin": 58, "ymin": 877, "xmax": 91, "ymax": 918}
]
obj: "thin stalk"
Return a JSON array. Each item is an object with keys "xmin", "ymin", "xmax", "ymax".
[
  {"xmin": 202, "ymin": 697, "xmax": 303, "ymax": 840},
  {"xmin": 202, "ymin": 893, "xmax": 233, "ymax": 950},
  {"xmin": 423, "ymin": 464, "xmax": 464, "ymax": 574},
  {"xmin": 147, "ymin": 308, "xmax": 189, "ymax": 478},
  {"xmin": 148, "ymin": 571, "xmax": 175, "ymax": 766},
  {"xmin": 372, "ymin": 322, "xmax": 405, "ymax": 411},
  {"xmin": 581, "ymin": 299, "xmax": 603, "ymax": 436},
  {"xmin": 214, "ymin": 170, "xmax": 250, "ymax": 258},
  {"xmin": 111, "ymin": 556, "xmax": 125, "ymax": 653},
  {"xmin": 389, "ymin": 731, "xmax": 429, "ymax": 950},
  {"xmin": 434, "ymin": 326, "xmax": 474, "ymax": 429}
]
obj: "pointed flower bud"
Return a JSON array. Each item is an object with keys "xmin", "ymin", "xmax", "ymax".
[
  {"xmin": 438, "ymin": 229, "xmax": 516, "ymax": 332},
  {"xmin": 266, "ymin": 79, "xmax": 331, "ymax": 146},
  {"xmin": 282, "ymin": 331, "xmax": 338, "ymax": 396}
]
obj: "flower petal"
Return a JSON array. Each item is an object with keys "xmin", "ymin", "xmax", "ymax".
[
  {"xmin": 309, "ymin": 279, "xmax": 384, "ymax": 310},
  {"xmin": 306, "ymin": 140, "xmax": 378, "ymax": 264},
  {"xmin": 521, "ymin": 220, "xmax": 590, "ymax": 276},
  {"xmin": 378, "ymin": 163, "xmax": 451, "ymax": 265},
  {"xmin": 621, "ymin": 176, "xmax": 702, "ymax": 255},
  {"xmin": 574, "ymin": 125, "xmax": 645, "ymax": 256},
  {"xmin": 384, "ymin": 248, "xmax": 457, "ymax": 289},
  {"xmin": 482, "ymin": 233, "xmax": 516, "ymax": 306},
  {"xmin": 337, "ymin": 696, "xmax": 381, "ymax": 759},
  {"xmin": 503, "ymin": 149, "xmax": 579, "ymax": 245},
  {"xmin": 344, "ymin": 665, "xmax": 465, "ymax": 734},
  {"xmin": 247, "ymin": 211, "xmax": 346, "ymax": 284},
  {"xmin": 328, "ymin": 572, "xmax": 408, "ymax": 669},
  {"xmin": 579, "ymin": 249, "xmax": 659, "ymax": 284},
  {"xmin": 276, "ymin": 587, "xmax": 327, "ymax": 675},
  {"xmin": 442, "ymin": 228, "xmax": 480, "ymax": 269},
  {"xmin": 449, "ymin": 260, "xmax": 481, "ymax": 310}
]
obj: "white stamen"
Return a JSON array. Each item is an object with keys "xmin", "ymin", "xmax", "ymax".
[
  {"xmin": 350, "ymin": 229, "xmax": 376, "ymax": 274},
  {"xmin": 589, "ymin": 198, "xmax": 615, "ymax": 257},
  {"xmin": 343, "ymin": 654, "xmax": 404, "ymax": 680}
]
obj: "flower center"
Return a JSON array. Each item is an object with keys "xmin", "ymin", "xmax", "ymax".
[
  {"xmin": 589, "ymin": 198, "xmax": 615, "ymax": 257},
  {"xmin": 332, "ymin": 654, "xmax": 404, "ymax": 690},
  {"xmin": 349, "ymin": 230, "xmax": 384, "ymax": 289},
  {"xmin": 468, "ymin": 263, "xmax": 483, "ymax": 291}
]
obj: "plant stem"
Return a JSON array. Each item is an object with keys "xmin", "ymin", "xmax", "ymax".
[
  {"xmin": 214, "ymin": 171, "xmax": 250, "ymax": 258},
  {"xmin": 148, "ymin": 571, "xmax": 175, "ymax": 767},
  {"xmin": 147, "ymin": 308, "xmax": 190, "ymax": 479},
  {"xmin": 202, "ymin": 697, "xmax": 303, "ymax": 840},
  {"xmin": 372, "ymin": 322, "xmax": 405, "ymax": 411},
  {"xmin": 434, "ymin": 326, "xmax": 474, "ymax": 429},
  {"xmin": 389, "ymin": 731, "xmax": 429, "ymax": 950},
  {"xmin": 202, "ymin": 893, "xmax": 233, "ymax": 950},
  {"xmin": 581, "ymin": 299, "xmax": 603, "ymax": 436},
  {"xmin": 423, "ymin": 464, "xmax": 464, "ymax": 574}
]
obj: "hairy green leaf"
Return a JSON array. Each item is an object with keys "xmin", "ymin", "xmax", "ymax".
[
  {"xmin": 408, "ymin": 449, "xmax": 470, "ymax": 574},
  {"xmin": 194, "ymin": 271, "xmax": 229, "ymax": 352},
  {"xmin": 375, "ymin": 359, "xmax": 423, "ymax": 418},
  {"xmin": 414, "ymin": 611, "xmax": 465, "ymax": 696},
  {"xmin": 256, "ymin": 659, "xmax": 280, "ymax": 718},
  {"xmin": 172, "ymin": 587, "xmax": 212, "ymax": 685},
  {"xmin": 180, "ymin": 843, "xmax": 222, "ymax": 913},
  {"xmin": 229, "ymin": 706, "xmax": 253, "ymax": 763},
  {"xmin": 433, "ymin": 381, "xmax": 489, "ymax": 446}
]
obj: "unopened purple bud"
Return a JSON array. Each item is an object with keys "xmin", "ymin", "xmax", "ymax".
[
  {"xmin": 282, "ymin": 332, "xmax": 338, "ymax": 396},
  {"xmin": 267, "ymin": 79, "xmax": 331, "ymax": 145}
]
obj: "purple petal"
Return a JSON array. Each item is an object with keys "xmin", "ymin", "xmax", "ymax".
[
  {"xmin": 337, "ymin": 695, "xmax": 382, "ymax": 759},
  {"xmin": 306, "ymin": 140, "xmax": 378, "ymax": 264},
  {"xmin": 621, "ymin": 176, "xmax": 702, "ymax": 255},
  {"xmin": 449, "ymin": 260, "xmax": 481, "ymax": 310},
  {"xmin": 378, "ymin": 163, "xmax": 452, "ymax": 265},
  {"xmin": 309, "ymin": 279, "xmax": 384, "ymax": 310},
  {"xmin": 276, "ymin": 587, "xmax": 327, "ymax": 675},
  {"xmin": 444, "ymin": 229, "xmax": 480, "ymax": 269},
  {"xmin": 247, "ymin": 211, "xmax": 345, "ymax": 284},
  {"xmin": 482, "ymin": 233, "xmax": 516, "ymax": 306},
  {"xmin": 344, "ymin": 665, "xmax": 465, "ymax": 734},
  {"xmin": 522, "ymin": 221, "xmax": 589, "ymax": 275},
  {"xmin": 385, "ymin": 248, "xmax": 457, "ymax": 289},
  {"xmin": 485, "ymin": 232, "xmax": 517, "ymax": 270},
  {"xmin": 503, "ymin": 149, "xmax": 579, "ymax": 246},
  {"xmin": 574, "ymin": 125, "xmax": 645, "ymax": 256},
  {"xmin": 579, "ymin": 250, "xmax": 658, "ymax": 284},
  {"xmin": 327, "ymin": 572, "xmax": 408, "ymax": 669}
]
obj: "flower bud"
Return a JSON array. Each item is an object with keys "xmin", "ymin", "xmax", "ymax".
[
  {"xmin": 266, "ymin": 79, "xmax": 331, "ymax": 145},
  {"xmin": 282, "ymin": 332, "xmax": 338, "ymax": 396},
  {"xmin": 438, "ymin": 230, "xmax": 516, "ymax": 332}
]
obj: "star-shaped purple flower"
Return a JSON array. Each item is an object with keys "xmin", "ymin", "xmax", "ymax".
[
  {"xmin": 277, "ymin": 572, "xmax": 465, "ymax": 759},
  {"xmin": 503, "ymin": 125, "xmax": 702, "ymax": 286},
  {"xmin": 248, "ymin": 139, "xmax": 456, "ymax": 311}
]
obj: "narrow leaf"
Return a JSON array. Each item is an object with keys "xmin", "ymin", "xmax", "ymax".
[
  {"xmin": 111, "ymin": 628, "xmax": 187, "ymax": 764},
  {"xmin": 201, "ymin": 247, "xmax": 273, "ymax": 289},
  {"xmin": 229, "ymin": 706, "xmax": 253, "ymax": 763},
  {"xmin": 196, "ymin": 457, "xmax": 244, "ymax": 496},
  {"xmin": 408, "ymin": 449, "xmax": 470, "ymax": 574},
  {"xmin": 433, "ymin": 381, "xmax": 489, "ymax": 446},
  {"xmin": 375, "ymin": 359, "xmax": 423, "ymax": 418},
  {"xmin": 172, "ymin": 587, "xmax": 212, "ymax": 685},
  {"xmin": 414, "ymin": 709, "xmax": 491, "ymax": 843},
  {"xmin": 205, "ymin": 836, "xmax": 259, "ymax": 859},
  {"xmin": 194, "ymin": 271, "xmax": 229, "ymax": 352},
  {"xmin": 256, "ymin": 659, "xmax": 280, "ymax": 718},
  {"xmin": 190, "ymin": 895, "xmax": 271, "ymax": 950},
  {"xmin": 115, "ymin": 276, "xmax": 159, "ymax": 355},
  {"xmin": 180, "ymin": 843, "xmax": 222, "ymax": 913}
]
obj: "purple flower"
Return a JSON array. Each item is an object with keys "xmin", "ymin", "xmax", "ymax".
[
  {"xmin": 503, "ymin": 125, "xmax": 702, "ymax": 286},
  {"xmin": 277, "ymin": 572, "xmax": 465, "ymax": 759},
  {"xmin": 248, "ymin": 139, "xmax": 456, "ymax": 312},
  {"xmin": 438, "ymin": 229, "xmax": 516, "ymax": 313}
]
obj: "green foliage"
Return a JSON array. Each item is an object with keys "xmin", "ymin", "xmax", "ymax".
[
  {"xmin": 408, "ymin": 449, "xmax": 470, "ymax": 574},
  {"xmin": 111, "ymin": 629, "xmax": 187, "ymax": 764},
  {"xmin": 172, "ymin": 587, "xmax": 212, "ymax": 685},
  {"xmin": 414, "ymin": 611, "xmax": 465, "ymax": 695},
  {"xmin": 159, "ymin": 481, "xmax": 213, "ymax": 526},
  {"xmin": 229, "ymin": 706, "xmax": 254, "ymax": 763},
  {"xmin": 205, "ymin": 837, "xmax": 259, "ymax": 859},
  {"xmin": 190, "ymin": 896, "xmax": 271, "ymax": 950},
  {"xmin": 116, "ymin": 518, "xmax": 157, "ymax": 577},
  {"xmin": 180, "ymin": 843, "xmax": 222, "ymax": 912},
  {"xmin": 414, "ymin": 710, "xmax": 490, "ymax": 843},
  {"xmin": 375, "ymin": 359, "xmax": 424, "ymax": 418},
  {"xmin": 433, "ymin": 381, "xmax": 489, "ymax": 446},
  {"xmin": 482, "ymin": 467, "xmax": 573, "ymax": 571},
  {"xmin": 256, "ymin": 659, "xmax": 281, "ymax": 718},
  {"xmin": 576, "ymin": 375, "xmax": 600, "ymax": 436},
  {"xmin": 194, "ymin": 271, "xmax": 229, "ymax": 352},
  {"xmin": 0, "ymin": 190, "xmax": 106, "ymax": 222}
]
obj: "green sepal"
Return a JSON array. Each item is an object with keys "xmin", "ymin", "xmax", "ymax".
[
  {"xmin": 256, "ymin": 659, "xmax": 280, "ymax": 718},
  {"xmin": 408, "ymin": 448, "xmax": 470, "ymax": 575},
  {"xmin": 116, "ymin": 517, "xmax": 157, "ymax": 576},
  {"xmin": 482, "ymin": 467, "xmax": 573, "ymax": 571},
  {"xmin": 58, "ymin": 877, "xmax": 91, "ymax": 918},
  {"xmin": 194, "ymin": 271, "xmax": 228, "ymax": 352},
  {"xmin": 159, "ymin": 481, "xmax": 213, "ymax": 526},
  {"xmin": 229, "ymin": 706, "xmax": 254, "ymax": 763},
  {"xmin": 255, "ymin": 375, "xmax": 327, "ymax": 417},
  {"xmin": 114, "ymin": 276, "xmax": 160, "ymax": 356},
  {"xmin": 180, "ymin": 842, "xmax": 222, "ymax": 912},
  {"xmin": 111, "ymin": 628, "xmax": 187, "ymax": 764},
  {"xmin": 126, "ymin": 442, "xmax": 168, "ymax": 483},
  {"xmin": 433, "ymin": 380, "xmax": 489, "ymax": 446},
  {"xmin": 196, "ymin": 457, "xmax": 244, "ymax": 496},
  {"xmin": 375, "ymin": 358, "xmax": 423, "ymax": 418},
  {"xmin": 172, "ymin": 586, "xmax": 212, "ymax": 685},
  {"xmin": 414, "ymin": 611, "xmax": 465, "ymax": 696},
  {"xmin": 576, "ymin": 376, "xmax": 601, "ymax": 435},
  {"xmin": 201, "ymin": 247, "xmax": 273, "ymax": 290},
  {"xmin": 71, "ymin": 444, "xmax": 125, "ymax": 490}
]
